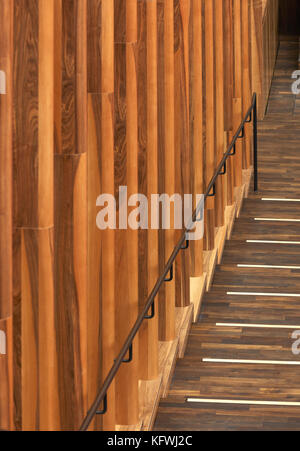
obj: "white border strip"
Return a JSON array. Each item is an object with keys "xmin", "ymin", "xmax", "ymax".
[
  {"xmin": 238, "ymin": 264, "xmax": 300, "ymax": 270},
  {"xmin": 262, "ymin": 198, "xmax": 300, "ymax": 202},
  {"xmin": 186, "ymin": 398, "xmax": 300, "ymax": 407},
  {"xmin": 247, "ymin": 240, "xmax": 300, "ymax": 244},
  {"xmin": 255, "ymin": 218, "xmax": 300, "ymax": 222},
  {"xmin": 227, "ymin": 292, "xmax": 300, "ymax": 297},
  {"xmin": 216, "ymin": 322, "xmax": 300, "ymax": 330},
  {"xmin": 202, "ymin": 358, "xmax": 300, "ymax": 366}
]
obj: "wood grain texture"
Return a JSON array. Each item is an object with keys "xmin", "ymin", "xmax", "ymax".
[
  {"xmin": 87, "ymin": 93, "xmax": 102, "ymax": 432},
  {"xmin": 137, "ymin": 0, "xmax": 159, "ymax": 381},
  {"xmin": 157, "ymin": 0, "xmax": 176, "ymax": 342},
  {"xmin": 0, "ymin": 0, "xmax": 13, "ymax": 320},
  {"xmin": 54, "ymin": 154, "xmax": 87, "ymax": 430},
  {"xmin": 214, "ymin": 0, "xmax": 225, "ymax": 227},
  {"xmin": 56, "ymin": 0, "xmax": 88, "ymax": 155},
  {"xmin": 114, "ymin": 1, "xmax": 139, "ymax": 426},
  {"xmin": 13, "ymin": 0, "xmax": 59, "ymax": 431},
  {"xmin": 203, "ymin": 0, "xmax": 215, "ymax": 251},
  {"xmin": 87, "ymin": 0, "xmax": 116, "ymax": 432},
  {"xmin": 189, "ymin": 0, "xmax": 203, "ymax": 278},
  {"xmin": 13, "ymin": 0, "xmax": 39, "ymax": 228},
  {"xmin": 233, "ymin": 0, "xmax": 243, "ymax": 188},
  {"xmin": 8, "ymin": 0, "xmax": 281, "ymax": 432},
  {"xmin": 223, "ymin": 0, "xmax": 234, "ymax": 206},
  {"xmin": 21, "ymin": 228, "xmax": 59, "ymax": 431},
  {"xmin": 174, "ymin": 0, "xmax": 191, "ymax": 308},
  {"xmin": 0, "ymin": 1, "xmax": 13, "ymax": 429},
  {"xmin": 242, "ymin": 0, "xmax": 252, "ymax": 169},
  {"xmin": 53, "ymin": 0, "xmax": 88, "ymax": 430}
]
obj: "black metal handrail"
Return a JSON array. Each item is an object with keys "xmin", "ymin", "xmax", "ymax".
[{"xmin": 79, "ymin": 93, "xmax": 258, "ymax": 431}]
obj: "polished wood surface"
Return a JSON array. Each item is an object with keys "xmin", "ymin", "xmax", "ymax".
[
  {"xmin": 3, "ymin": 0, "xmax": 280, "ymax": 431},
  {"xmin": 13, "ymin": 0, "xmax": 59, "ymax": 431},
  {"xmin": 114, "ymin": 0, "xmax": 139, "ymax": 426},
  {"xmin": 54, "ymin": 0, "xmax": 88, "ymax": 430},
  {"xmin": 174, "ymin": 0, "xmax": 191, "ymax": 308},
  {"xmin": 87, "ymin": 0, "xmax": 116, "ymax": 432},
  {"xmin": 157, "ymin": 0, "xmax": 176, "ymax": 343},
  {"xmin": 0, "ymin": 0, "xmax": 13, "ymax": 431},
  {"xmin": 154, "ymin": 39, "xmax": 300, "ymax": 431},
  {"xmin": 203, "ymin": 0, "xmax": 216, "ymax": 251},
  {"xmin": 137, "ymin": 0, "xmax": 159, "ymax": 382}
]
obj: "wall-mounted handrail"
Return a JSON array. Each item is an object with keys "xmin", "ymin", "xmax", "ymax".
[{"xmin": 79, "ymin": 93, "xmax": 258, "ymax": 431}]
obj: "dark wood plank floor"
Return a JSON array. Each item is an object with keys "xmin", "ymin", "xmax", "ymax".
[{"xmin": 154, "ymin": 40, "xmax": 300, "ymax": 431}]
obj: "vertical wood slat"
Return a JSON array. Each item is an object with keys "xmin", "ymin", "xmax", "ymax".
[
  {"xmin": 233, "ymin": 0, "xmax": 243, "ymax": 188},
  {"xmin": 0, "ymin": 0, "xmax": 13, "ymax": 320},
  {"xmin": 54, "ymin": 0, "xmax": 88, "ymax": 430},
  {"xmin": 87, "ymin": 0, "xmax": 116, "ymax": 431},
  {"xmin": 114, "ymin": 0, "xmax": 139, "ymax": 426},
  {"xmin": 137, "ymin": 0, "xmax": 159, "ymax": 381},
  {"xmin": 157, "ymin": 0, "xmax": 176, "ymax": 342},
  {"xmin": 242, "ymin": 0, "xmax": 252, "ymax": 169},
  {"xmin": 7, "ymin": 0, "xmax": 280, "ymax": 431},
  {"xmin": 190, "ymin": 0, "xmax": 203, "ymax": 278},
  {"xmin": 86, "ymin": 0, "xmax": 102, "ymax": 433},
  {"xmin": 223, "ymin": 0, "xmax": 235, "ymax": 206},
  {"xmin": 251, "ymin": 0, "xmax": 263, "ymax": 117},
  {"xmin": 174, "ymin": 0, "xmax": 191, "ymax": 308},
  {"xmin": 0, "ymin": 0, "xmax": 13, "ymax": 430},
  {"xmin": 203, "ymin": 0, "xmax": 215, "ymax": 251},
  {"xmin": 13, "ymin": 0, "xmax": 59, "ymax": 431},
  {"xmin": 214, "ymin": 0, "xmax": 225, "ymax": 227}
]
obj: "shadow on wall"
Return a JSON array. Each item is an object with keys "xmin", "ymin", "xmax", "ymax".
[{"xmin": 279, "ymin": 0, "xmax": 300, "ymax": 35}]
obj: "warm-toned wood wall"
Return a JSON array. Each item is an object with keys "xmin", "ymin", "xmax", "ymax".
[
  {"xmin": 0, "ymin": 0, "xmax": 13, "ymax": 432},
  {"xmin": 0, "ymin": 0, "xmax": 279, "ymax": 431}
]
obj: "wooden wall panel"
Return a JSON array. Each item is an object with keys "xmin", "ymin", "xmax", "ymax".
[
  {"xmin": 214, "ymin": 0, "xmax": 225, "ymax": 227},
  {"xmin": 0, "ymin": 0, "xmax": 13, "ymax": 320},
  {"xmin": 233, "ymin": 0, "xmax": 243, "ymax": 188},
  {"xmin": 190, "ymin": 0, "xmax": 203, "ymax": 278},
  {"xmin": 53, "ymin": 0, "xmax": 88, "ymax": 430},
  {"xmin": 7, "ymin": 0, "xmax": 280, "ymax": 432},
  {"xmin": 242, "ymin": 0, "xmax": 252, "ymax": 169},
  {"xmin": 157, "ymin": 0, "xmax": 176, "ymax": 342},
  {"xmin": 223, "ymin": 0, "xmax": 234, "ymax": 206},
  {"xmin": 54, "ymin": 154, "xmax": 87, "ymax": 430},
  {"xmin": 174, "ymin": 0, "xmax": 191, "ymax": 308},
  {"xmin": 203, "ymin": 0, "xmax": 215, "ymax": 251},
  {"xmin": 262, "ymin": 0, "xmax": 279, "ymax": 115},
  {"xmin": 114, "ymin": 0, "xmax": 139, "ymax": 426},
  {"xmin": 137, "ymin": 0, "xmax": 159, "ymax": 381},
  {"xmin": 13, "ymin": 0, "xmax": 59, "ymax": 431},
  {"xmin": 251, "ymin": 0, "xmax": 263, "ymax": 117},
  {"xmin": 87, "ymin": 0, "xmax": 116, "ymax": 431},
  {"xmin": 0, "ymin": 0, "xmax": 13, "ymax": 431}
]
